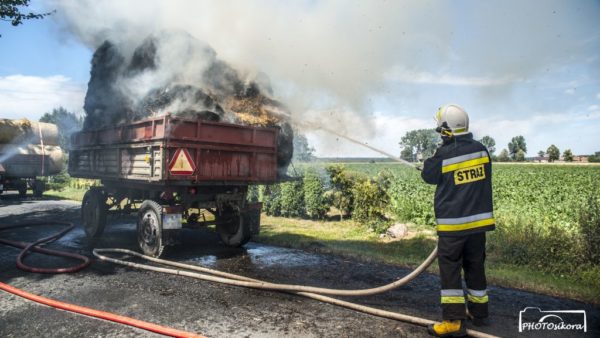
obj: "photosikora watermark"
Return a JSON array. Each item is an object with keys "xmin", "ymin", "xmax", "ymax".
[{"xmin": 519, "ymin": 307, "xmax": 586, "ymax": 332}]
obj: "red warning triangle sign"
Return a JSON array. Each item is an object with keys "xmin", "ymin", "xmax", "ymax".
[{"xmin": 168, "ymin": 148, "xmax": 196, "ymax": 175}]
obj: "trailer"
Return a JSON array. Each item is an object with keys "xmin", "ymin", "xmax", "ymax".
[
  {"xmin": 69, "ymin": 115, "xmax": 280, "ymax": 257},
  {"xmin": 0, "ymin": 119, "xmax": 64, "ymax": 197}
]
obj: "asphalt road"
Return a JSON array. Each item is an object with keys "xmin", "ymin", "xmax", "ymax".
[{"xmin": 1, "ymin": 194, "xmax": 598, "ymax": 338}]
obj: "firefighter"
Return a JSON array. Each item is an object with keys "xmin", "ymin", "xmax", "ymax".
[{"xmin": 421, "ymin": 104, "xmax": 494, "ymax": 337}]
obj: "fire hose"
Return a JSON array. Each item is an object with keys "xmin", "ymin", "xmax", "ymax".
[
  {"xmin": 0, "ymin": 222, "xmax": 203, "ymax": 338},
  {"xmin": 93, "ymin": 248, "xmax": 499, "ymax": 338}
]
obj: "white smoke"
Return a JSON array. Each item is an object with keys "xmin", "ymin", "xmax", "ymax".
[{"xmin": 47, "ymin": 0, "xmax": 599, "ymax": 141}]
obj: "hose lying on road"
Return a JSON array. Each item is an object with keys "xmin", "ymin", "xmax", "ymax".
[
  {"xmin": 0, "ymin": 281, "xmax": 204, "ymax": 338},
  {"xmin": 94, "ymin": 248, "xmax": 499, "ymax": 338},
  {"xmin": 0, "ymin": 222, "xmax": 204, "ymax": 338},
  {"xmin": 94, "ymin": 247, "xmax": 438, "ymax": 296},
  {"xmin": 0, "ymin": 221, "xmax": 90, "ymax": 273}
]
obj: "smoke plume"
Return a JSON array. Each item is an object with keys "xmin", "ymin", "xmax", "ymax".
[{"xmin": 49, "ymin": 0, "xmax": 598, "ymax": 145}]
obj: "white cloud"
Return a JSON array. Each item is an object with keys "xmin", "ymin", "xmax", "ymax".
[
  {"xmin": 387, "ymin": 67, "xmax": 522, "ymax": 87},
  {"xmin": 596, "ymin": 92, "xmax": 600, "ymax": 99},
  {"xmin": 474, "ymin": 111, "xmax": 600, "ymax": 155},
  {"xmin": 588, "ymin": 105, "xmax": 599, "ymax": 112},
  {"xmin": 564, "ymin": 88, "xmax": 575, "ymax": 95},
  {"xmin": 0, "ymin": 75, "xmax": 85, "ymax": 120}
]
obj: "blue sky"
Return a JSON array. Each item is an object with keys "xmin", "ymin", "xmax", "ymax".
[{"xmin": 1, "ymin": 0, "xmax": 599, "ymax": 157}]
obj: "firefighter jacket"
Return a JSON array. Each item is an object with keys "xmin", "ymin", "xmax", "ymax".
[{"xmin": 421, "ymin": 133, "xmax": 495, "ymax": 236}]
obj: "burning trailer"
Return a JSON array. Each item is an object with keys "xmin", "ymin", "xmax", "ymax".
[
  {"xmin": 0, "ymin": 118, "xmax": 64, "ymax": 197},
  {"xmin": 69, "ymin": 32, "xmax": 294, "ymax": 256}
]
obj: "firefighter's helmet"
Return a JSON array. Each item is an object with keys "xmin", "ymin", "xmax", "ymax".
[{"xmin": 435, "ymin": 104, "xmax": 469, "ymax": 136}]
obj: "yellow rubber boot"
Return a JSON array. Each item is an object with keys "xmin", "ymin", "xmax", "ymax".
[{"xmin": 427, "ymin": 320, "xmax": 467, "ymax": 337}]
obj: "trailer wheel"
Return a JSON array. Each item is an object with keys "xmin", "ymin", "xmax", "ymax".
[
  {"xmin": 33, "ymin": 180, "xmax": 45, "ymax": 198},
  {"xmin": 137, "ymin": 200, "xmax": 165, "ymax": 257},
  {"xmin": 82, "ymin": 189, "xmax": 107, "ymax": 239},
  {"xmin": 17, "ymin": 182, "xmax": 27, "ymax": 197},
  {"xmin": 216, "ymin": 209, "xmax": 251, "ymax": 247}
]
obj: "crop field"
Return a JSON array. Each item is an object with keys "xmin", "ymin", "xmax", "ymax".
[
  {"xmin": 325, "ymin": 162, "xmax": 600, "ymax": 229},
  {"xmin": 279, "ymin": 162, "xmax": 600, "ymax": 300}
]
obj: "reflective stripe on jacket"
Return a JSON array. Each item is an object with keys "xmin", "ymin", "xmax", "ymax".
[{"xmin": 421, "ymin": 133, "xmax": 495, "ymax": 236}]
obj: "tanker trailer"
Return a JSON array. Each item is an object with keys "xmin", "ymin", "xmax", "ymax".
[{"xmin": 0, "ymin": 118, "xmax": 64, "ymax": 197}]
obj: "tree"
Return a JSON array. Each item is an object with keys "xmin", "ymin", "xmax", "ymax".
[
  {"xmin": 537, "ymin": 150, "xmax": 545, "ymax": 157},
  {"xmin": 497, "ymin": 149, "xmax": 510, "ymax": 162},
  {"xmin": 546, "ymin": 144, "xmax": 560, "ymax": 162},
  {"xmin": 303, "ymin": 169, "xmax": 329, "ymax": 219},
  {"xmin": 399, "ymin": 129, "xmax": 440, "ymax": 162},
  {"xmin": 515, "ymin": 149, "xmax": 525, "ymax": 162},
  {"xmin": 589, "ymin": 151, "xmax": 600, "ymax": 163},
  {"xmin": 508, "ymin": 135, "xmax": 527, "ymax": 160},
  {"xmin": 1, "ymin": 1, "xmax": 53, "ymax": 37},
  {"xmin": 563, "ymin": 149, "xmax": 574, "ymax": 162},
  {"xmin": 39, "ymin": 107, "xmax": 83, "ymax": 150},
  {"xmin": 479, "ymin": 135, "xmax": 496, "ymax": 156},
  {"xmin": 400, "ymin": 146, "xmax": 414, "ymax": 162},
  {"xmin": 292, "ymin": 133, "xmax": 315, "ymax": 162}
]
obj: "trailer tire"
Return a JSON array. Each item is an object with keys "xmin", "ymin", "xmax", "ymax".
[
  {"xmin": 216, "ymin": 209, "xmax": 251, "ymax": 247},
  {"xmin": 82, "ymin": 189, "xmax": 107, "ymax": 240},
  {"xmin": 137, "ymin": 200, "xmax": 165, "ymax": 258},
  {"xmin": 33, "ymin": 180, "xmax": 45, "ymax": 198},
  {"xmin": 17, "ymin": 182, "xmax": 27, "ymax": 197}
]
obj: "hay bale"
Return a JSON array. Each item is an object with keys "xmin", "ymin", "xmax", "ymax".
[{"xmin": 0, "ymin": 119, "xmax": 60, "ymax": 146}]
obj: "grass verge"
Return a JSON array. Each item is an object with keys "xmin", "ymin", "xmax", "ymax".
[
  {"xmin": 256, "ymin": 215, "xmax": 600, "ymax": 304},
  {"xmin": 44, "ymin": 186, "xmax": 87, "ymax": 202}
]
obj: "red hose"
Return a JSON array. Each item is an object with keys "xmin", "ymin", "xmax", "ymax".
[
  {"xmin": 0, "ymin": 281, "xmax": 204, "ymax": 338},
  {"xmin": 0, "ymin": 221, "xmax": 90, "ymax": 273},
  {"xmin": 0, "ymin": 221, "xmax": 205, "ymax": 338}
]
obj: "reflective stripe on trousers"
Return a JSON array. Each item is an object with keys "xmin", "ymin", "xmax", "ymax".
[
  {"xmin": 467, "ymin": 289, "xmax": 488, "ymax": 303},
  {"xmin": 441, "ymin": 289, "xmax": 465, "ymax": 304}
]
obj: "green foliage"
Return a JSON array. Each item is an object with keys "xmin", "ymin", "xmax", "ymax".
[
  {"xmin": 479, "ymin": 135, "xmax": 496, "ymax": 155},
  {"xmin": 400, "ymin": 146, "xmax": 414, "ymax": 162},
  {"xmin": 303, "ymin": 169, "xmax": 330, "ymax": 219},
  {"xmin": 546, "ymin": 144, "xmax": 560, "ymax": 162},
  {"xmin": 263, "ymin": 184, "xmax": 282, "ymax": 216},
  {"xmin": 325, "ymin": 164, "xmax": 357, "ymax": 219},
  {"xmin": 578, "ymin": 194, "xmax": 600, "ymax": 266},
  {"xmin": 399, "ymin": 129, "xmax": 440, "ymax": 161},
  {"xmin": 247, "ymin": 185, "xmax": 259, "ymax": 202},
  {"xmin": 351, "ymin": 178, "xmax": 388, "ymax": 223},
  {"xmin": 562, "ymin": 149, "xmax": 574, "ymax": 162},
  {"xmin": 515, "ymin": 149, "xmax": 525, "ymax": 162},
  {"xmin": 508, "ymin": 135, "xmax": 527, "ymax": 159},
  {"xmin": 44, "ymin": 170, "xmax": 70, "ymax": 191},
  {"xmin": 280, "ymin": 180, "xmax": 305, "ymax": 217},
  {"xmin": 0, "ymin": 0, "xmax": 53, "ymax": 36},
  {"xmin": 588, "ymin": 151, "xmax": 600, "ymax": 163},
  {"xmin": 497, "ymin": 148, "xmax": 510, "ymax": 162}
]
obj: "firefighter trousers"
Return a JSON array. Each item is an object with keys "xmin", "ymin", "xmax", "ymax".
[{"xmin": 437, "ymin": 232, "xmax": 488, "ymax": 320}]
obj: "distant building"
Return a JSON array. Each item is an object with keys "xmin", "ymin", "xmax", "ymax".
[
  {"xmin": 572, "ymin": 155, "xmax": 589, "ymax": 163},
  {"xmin": 530, "ymin": 156, "xmax": 549, "ymax": 163}
]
